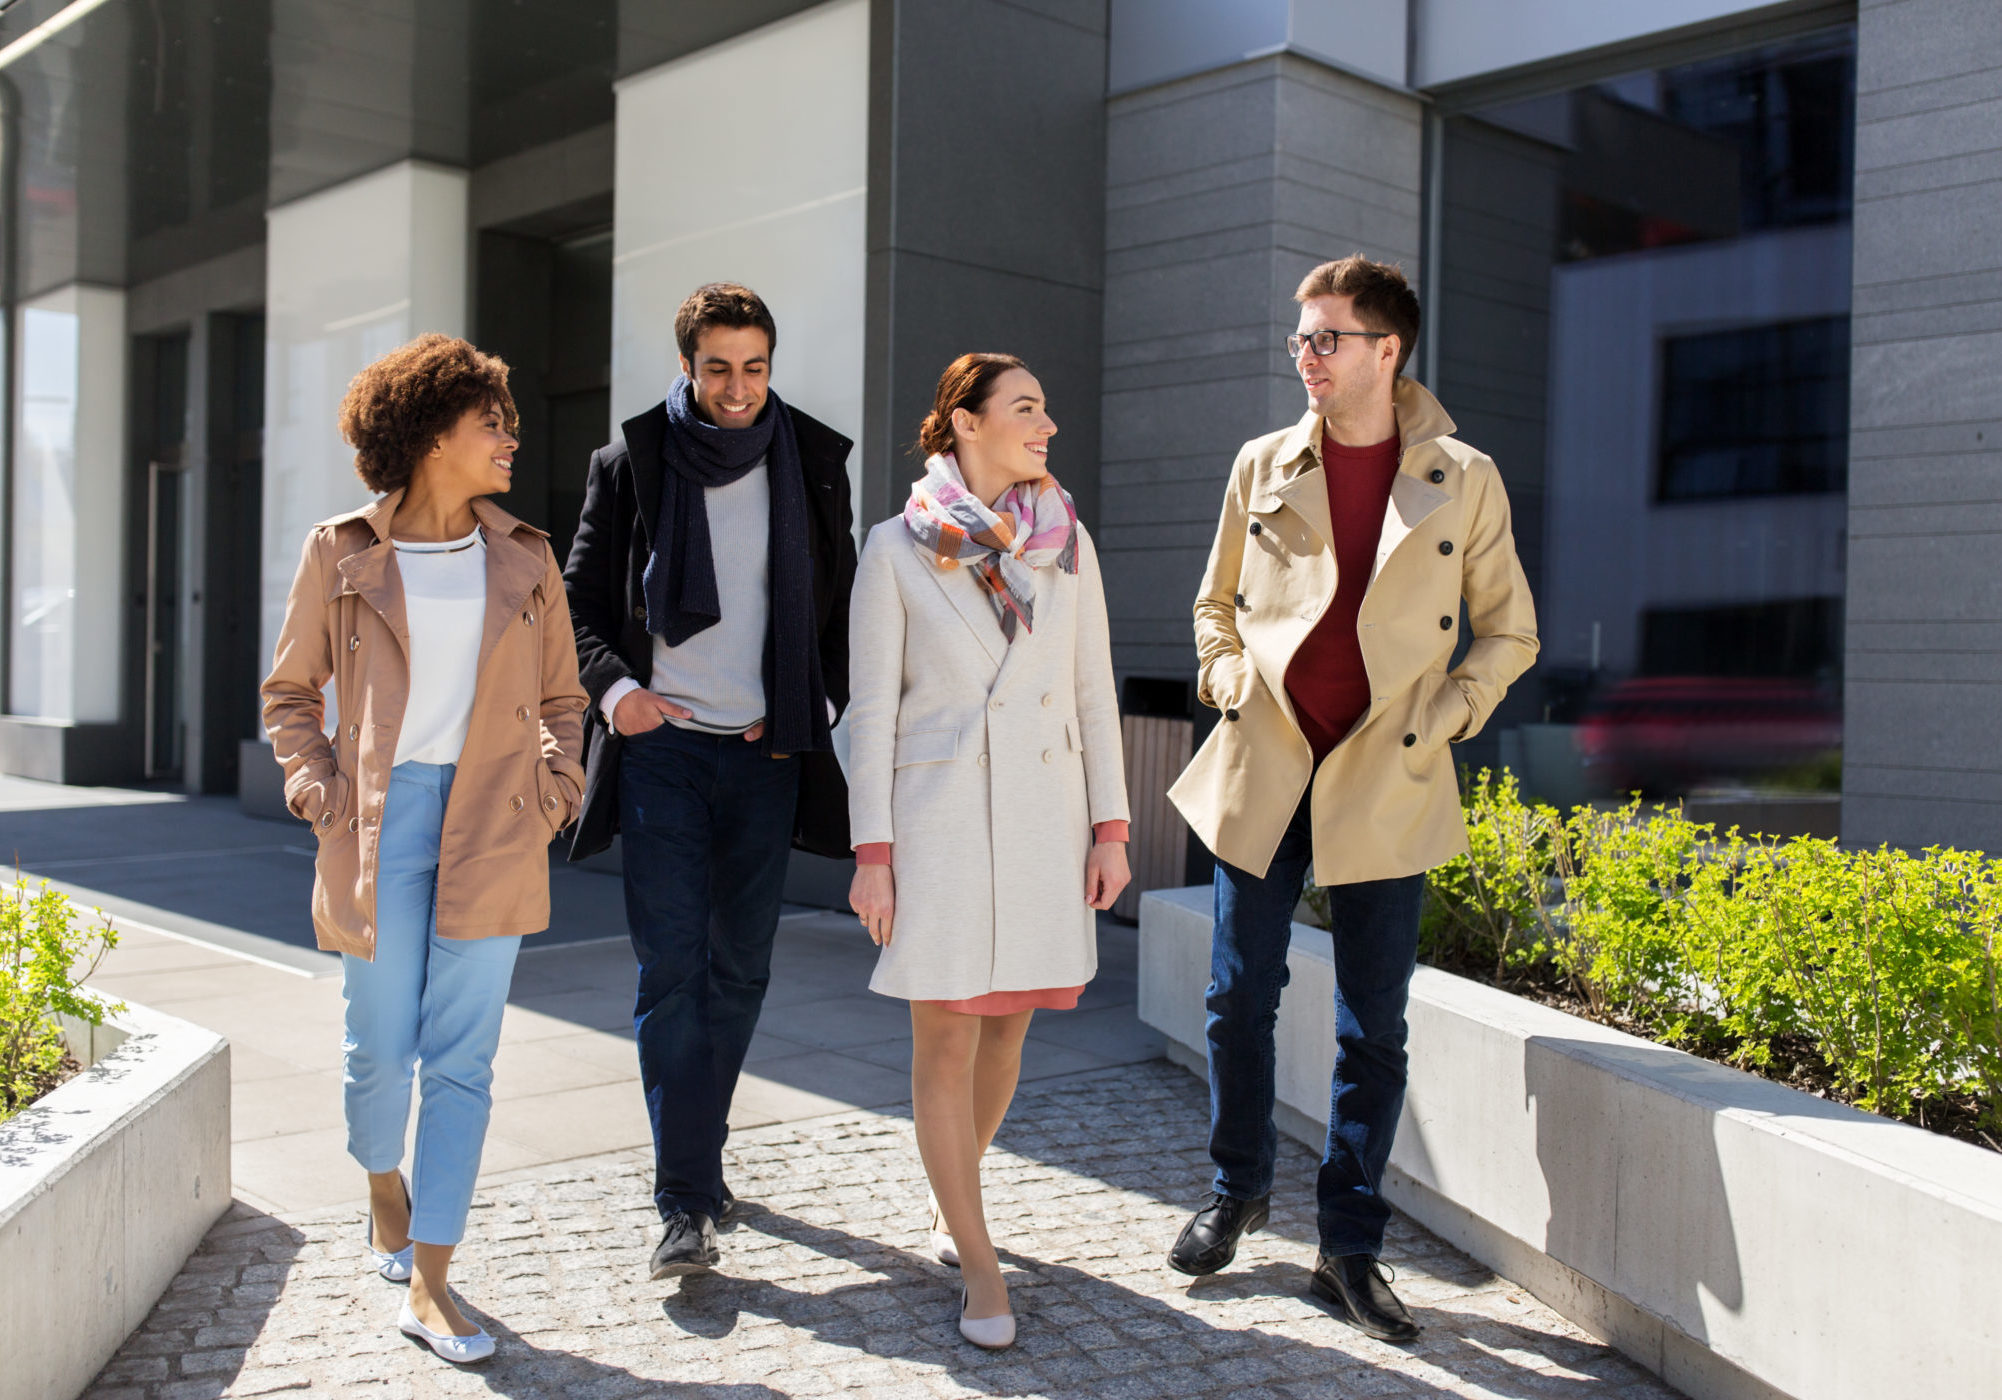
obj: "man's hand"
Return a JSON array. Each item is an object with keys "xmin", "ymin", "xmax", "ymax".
[
  {"xmin": 743, "ymin": 720, "xmax": 765, "ymax": 743},
  {"xmin": 850, "ymin": 864, "xmax": 895, "ymax": 946},
  {"xmin": 1085, "ymin": 842, "xmax": 1131, "ymax": 911},
  {"xmin": 612, "ymin": 689, "xmax": 692, "ymax": 735}
]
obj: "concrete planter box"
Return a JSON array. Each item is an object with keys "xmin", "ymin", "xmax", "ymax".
[
  {"xmin": 0, "ymin": 1002, "xmax": 230, "ymax": 1400},
  {"xmin": 1138, "ymin": 886, "xmax": 2002, "ymax": 1400}
]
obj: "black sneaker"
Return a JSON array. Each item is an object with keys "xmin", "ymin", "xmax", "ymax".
[
  {"xmin": 648, "ymin": 1210, "xmax": 719, "ymax": 1280},
  {"xmin": 1309, "ymin": 1252, "xmax": 1420, "ymax": 1341},
  {"xmin": 1168, "ymin": 1192, "xmax": 1270, "ymax": 1276}
]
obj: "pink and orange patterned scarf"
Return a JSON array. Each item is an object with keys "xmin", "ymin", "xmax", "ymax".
[{"xmin": 903, "ymin": 452, "xmax": 1078, "ymax": 640}]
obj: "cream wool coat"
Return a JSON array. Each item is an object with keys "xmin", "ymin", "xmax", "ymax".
[
  {"xmin": 1168, "ymin": 378, "xmax": 1539, "ymax": 885},
  {"xmin": 847, "ymin": 517, "xmax": 1130, "ymax": 1001}
]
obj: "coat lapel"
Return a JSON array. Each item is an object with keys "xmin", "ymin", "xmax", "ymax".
[
  {"xmin": 986, "ymin": 568, "xmax": 1049, "ymax": 698},
  {"xmin": 1271, "ymin": 465, "xmax": 1335, "ymax": 553},
  {"xmin": 331, "ymin": 491, "xmax": 409, "ymax": 654},
  {"xmin": 920, "ymin": 556, "xmax": 1010, "ymax": 671},
  {"xmin": 1370, "ymin": 469, "xmax": 1451, "ymax": 585},
  {"xmin": 472, "ymin": 498, "xmax": 547, "ymax": 676},
  {"xmin": 620, "ymin": 403, "xmax": 668, "ymax": 548}
]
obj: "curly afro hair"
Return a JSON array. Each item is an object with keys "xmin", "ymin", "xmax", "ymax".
[{"xmin": 338, "ymin": 333, "xmax": 518, "ymax": 494}]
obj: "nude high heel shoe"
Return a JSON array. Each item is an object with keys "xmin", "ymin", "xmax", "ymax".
[
  {"xmin": 928, "ymin": 1191, "xmax": 959, "ymax": 1267},
  {"xmin": 957, "ymin": 1289, "xmax": 1016, "ymax": 1350}
]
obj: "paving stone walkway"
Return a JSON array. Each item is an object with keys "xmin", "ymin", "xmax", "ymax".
[{"xmin": 83, "ymin": 1061, "xmax": 1678, "ymax": 1400}]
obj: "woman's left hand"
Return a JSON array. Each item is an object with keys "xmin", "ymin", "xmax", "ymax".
[{"xmin": 1084, "ymin": 841, "xmax": 1131, "ymax": 911}]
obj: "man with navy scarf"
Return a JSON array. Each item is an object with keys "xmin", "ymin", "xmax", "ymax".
[{"xmin": 563, "ymin": 282, "xmax": 857, "ymax": 1279}]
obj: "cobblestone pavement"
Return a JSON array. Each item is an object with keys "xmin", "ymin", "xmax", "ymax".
[{"xmin": 83, "ymin": 1061, "xmax": 1680, "ymax": 1399}]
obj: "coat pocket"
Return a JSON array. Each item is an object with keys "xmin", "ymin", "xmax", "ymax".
[{"xmin": 893, "ymin": 728, "xmax": 959, "ymax": 768}]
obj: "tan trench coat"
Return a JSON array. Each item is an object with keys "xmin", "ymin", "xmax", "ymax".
[
  {"xmin": 261, "ymin": 492, "xmax": 588, "ymax": 958},
  {"xmin": 1168, "ymin": 379, "xmax": 1538, "ymax": 884}
]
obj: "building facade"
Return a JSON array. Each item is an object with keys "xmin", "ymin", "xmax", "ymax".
[{"xmin": 0, "ymin": 0, "xmax": 1993, "ymax": 854}]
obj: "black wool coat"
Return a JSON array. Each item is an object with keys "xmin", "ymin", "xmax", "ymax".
[{"xmin": 560, "ymin": 399, "xmax": 858, "ymax": 861}]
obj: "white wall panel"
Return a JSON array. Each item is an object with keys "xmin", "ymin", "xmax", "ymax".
[
  {"xmin": 611, "ymin": 0, "xmax": 867, "ymax": 487},
  {"xmin": 9, "ymin": 285, "xmax": 126, "ymax": 721},
  {"xmin": 259, "ymin": 161, "xmax": 468, "ymax": 667}
]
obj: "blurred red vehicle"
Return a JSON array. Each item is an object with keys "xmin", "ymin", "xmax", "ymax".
[{"xmin": 1574, "ymin": 677, "xmax": 1842, "ymax": 796}]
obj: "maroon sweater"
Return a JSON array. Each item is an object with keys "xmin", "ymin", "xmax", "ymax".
[{"xmin": 1285, "ymin": 430, "xmax": 1400, "ymax": 761}]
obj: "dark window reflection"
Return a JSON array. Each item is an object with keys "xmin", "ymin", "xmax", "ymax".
[
  {"xmin": 1658, "ymin": 317, "xmax": 1849, "ymax": 500},
  {"xmin": 1433, "ymin": 28, "xmax": 1856, "ymax": 802}
]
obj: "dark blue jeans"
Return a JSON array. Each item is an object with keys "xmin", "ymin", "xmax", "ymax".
[
  {"xmin": 620, "ymin": 722, "xmax": 800, "ymax": 1221},
  {"xmin": 1206, "ymin": 793, "xmax": 1424, "ymax": 1258}
]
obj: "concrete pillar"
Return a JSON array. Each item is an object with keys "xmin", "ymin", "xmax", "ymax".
[
  {"xmin": 862, "ymin": 0, "xmax": 1108, "ymax": 528},
  {"xmin": 1097, "ymin": 53, "xmax": 1423, "ymax": 680},
  {"xmin": 610, "ymin": 0, "xmax": 867, "ymax": 477},
  {"xmin": 9, "ymin": 284, "xmax": 128, "ymax": 723},
  {"xmin": 258, "ymin": 160, "xmax": 469, "ymax": 672},
  {"xmin": 1842, "ymin": 0, "xmax": 2002, "ymax": 852}
]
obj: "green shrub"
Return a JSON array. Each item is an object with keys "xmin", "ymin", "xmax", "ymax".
[
  {"xmin": 0, "ymin": 878, "xmax": 122, "ymax": 1123},
  {"xmin": 1312, "ymin": 770, "xmax": 2002, "ymax": 1141}
]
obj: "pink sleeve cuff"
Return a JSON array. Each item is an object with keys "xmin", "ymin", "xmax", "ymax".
[
  {"xmin": 1093, "ymin": 821, "xmax": 1130, "ymax": 844},
  {"xmin": 854, "ymin": 842, "xmax": 893, "ymax": 865}
]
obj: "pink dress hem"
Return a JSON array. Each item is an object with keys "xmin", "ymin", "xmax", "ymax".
[{"xmin": 920, "ymin": 985, "xmax": 1085, "ymax": 1015}]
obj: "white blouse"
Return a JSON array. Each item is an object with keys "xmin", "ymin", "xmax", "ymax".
[{"xmin": 393, "ymin": 528, "xmax": 488, "ymax": 766}]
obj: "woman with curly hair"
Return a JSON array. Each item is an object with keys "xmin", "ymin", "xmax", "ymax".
[{"xmin": 261, "ymin": 333, "xmax": 587, "ymax": 1363}]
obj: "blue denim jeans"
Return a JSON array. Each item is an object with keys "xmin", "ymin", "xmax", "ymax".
[
  {"xmin": 1205, "ymin": 792, "xmax": 1424, "ymax": 1258},
  {"xmin": 619, "ymin": 721, "xmax": 801, "ymax": 1221},
  {"xmin": 341, "ymin": 761, "xmax": 522, "ymax": 1247}
]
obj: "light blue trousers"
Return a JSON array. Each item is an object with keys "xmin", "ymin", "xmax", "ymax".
[{"xmin": 341, "ymin": 761, "xmax": 520, "ymax": 1246}]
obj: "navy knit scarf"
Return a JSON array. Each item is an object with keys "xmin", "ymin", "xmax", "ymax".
[{"xmin": 641, "ymin": 375, "xmax": 831, "ymax": 756}]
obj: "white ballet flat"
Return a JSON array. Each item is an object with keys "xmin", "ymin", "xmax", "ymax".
[
  {"xmin": 365, "ymin": 1175, "xmax": 413, "ymax": 1282},
  {"xmin": 397, "ymin": 1302, "xmax": 495, "ymax": 1364},
  {"xmin": 928, "ymin": 1195, "xmax": 959, "ymax": 1268},
  {"xmin": 957, "ymin": 1289, "xmax": 1015, "ymax": 1350}
]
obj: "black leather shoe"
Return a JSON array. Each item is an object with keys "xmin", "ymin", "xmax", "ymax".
[
  {"xmin": 1310, "ymin": 1252, "xmax": 1420, "ymax": 1341},
  {"xmin": 649, "ymin": 1211, "xmax": 719, "ymax": 1280},
  {"xmin": 719, "ymin": 1185, "xmax": 743, "ymax": 1227},
  {"xmin": 1168, "ymin": 1192, "xmax": 1270, "ymax": 1276}
]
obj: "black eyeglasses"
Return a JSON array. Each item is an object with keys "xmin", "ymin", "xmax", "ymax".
[{"xmin": 1286, "ymin": 329, "xmax": 1391, "ymax": 359}]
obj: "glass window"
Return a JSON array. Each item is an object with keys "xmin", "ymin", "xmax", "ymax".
[{"xmin": 1433, "ymin": 28, "xmax": 1855, "ymax": 801}]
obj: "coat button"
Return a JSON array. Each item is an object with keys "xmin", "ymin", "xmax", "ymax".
[
  {"xmin": 1439, "ymin": 541, "xmax": 1454, "ymax": 555},
  {"xmin": 1429, "ymin": 469, "xmax": 1444, "ymax": 483},
  {"xmin": 1225, "ymin": 708, "xmax": 1240, "ymax": 722},
  {"xmin": 349, "ymin": 635, "xmax": 360, "ymax": 651},
  {"xmin": 348, "ymin": 816, "xmax": 360, "ymax": 832},
  {"xmin": 543, "ymin": 794, "xmax": 559, "ymax": 811},
  {"xmin": 632, "ymin": 605, "xmax": 646, "ymax": 622},
  {"xmin": 319, "ymin": 810, "xmax": 334, "ymax": 828},
  {"xmin": 516, "ymin": 705, "xmax": 530, "ymax": 721},
  {"xmin": 1248, "ymin": 521, "xmax": 1263, "ymax": 536},
  {"xmin": 347, "ymin": 723, "xmax": 359, "ymax": 740},
  {"xmin": 1234, "ymin": 594, "xmax": 1246, "ymax": 609},
  {"xmin": 1440, "ymin": 616, "xmax": 1453, "ymax": 630},
  {"xmin": 523, "ymin": 610, "xmax": 535, "ymax": 625},
  {"xmin": 509, "ymin": 795, "xmax": 525, "ymax": 812},
  {"xmin": 990, "ymin": 699, "xmax": 1003, "ymax": 711},
  {"xmin": 1403, "ymin": 732, "xmax": 1417, "ymax": 747},
  {"xmin": 977, "ymin": 753, "xmax": 989, "ymax": 767},
  {"xmin": 1040, "ymin": 694, "xmax": 1053, "ymax": 708},
  {"xmin": 1042, "ymin": 750, "xmax": 1053, "ymax": 763}
]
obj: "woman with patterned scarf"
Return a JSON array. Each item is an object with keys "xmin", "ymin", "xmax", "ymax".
[{"xmin": 846, "ymin": 353, "xmax": 1132, "ymax": 1349}]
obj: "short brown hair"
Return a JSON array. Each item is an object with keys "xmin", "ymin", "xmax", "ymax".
[
  {"xmin": 675, "ymin": 282, "xmax": 777, "ymax": 363},
  {"xmin": 338, "ymin": 334, "xmax": 517, "ymax": 494},
  {"xmin": 1295, "ymin": 254, "xmax": 1421, "ymax": 375},
  {"xmin": 917, "ymin": 353, "xmax": 1030, "ymax": 457}
]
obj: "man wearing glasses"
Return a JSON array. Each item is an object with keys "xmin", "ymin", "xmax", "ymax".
[{"xmin": 1166, "ymin": 255, "xmax": 1538, "ymax": 1340}]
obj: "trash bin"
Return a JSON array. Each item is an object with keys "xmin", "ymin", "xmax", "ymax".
[{"xmin": 1113, "ymin": 677, "xmax": 1195, "ymax": 922}]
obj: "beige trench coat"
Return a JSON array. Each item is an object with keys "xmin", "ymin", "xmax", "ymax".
[
  {"xmin": 1168, "ymin": 379, "xmax": 1538, "ymax": 884},
  {"xmin": 261, "ymin": 492, "xmax": 588, "ymax": 958},
  {"xmin": 847, "ymin": 519, "xmax": 1130, "ymax": 1001}
]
